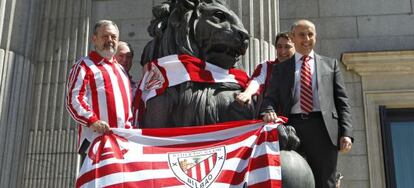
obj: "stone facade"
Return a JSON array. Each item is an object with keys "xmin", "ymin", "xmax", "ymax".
[
  {"xmin": 342, "ymin": 51, "xmax": 414, "ymax": 188},
  {"xmin": 1, "ymin": 0, "xmax": 414, "ymax": 187}
]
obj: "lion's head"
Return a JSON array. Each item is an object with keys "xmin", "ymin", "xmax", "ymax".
[{"xmin": 142, "ymin": 0, "xmax": 249, "ymax": 69}]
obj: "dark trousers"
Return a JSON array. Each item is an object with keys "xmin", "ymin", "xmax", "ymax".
[
  {"xmin": 288, "ymin": 113, "xmax": 338, "ymax": 188},
  {"xmin": 78, "ymin": 140, "xmax": 90, "ymax": 168}
]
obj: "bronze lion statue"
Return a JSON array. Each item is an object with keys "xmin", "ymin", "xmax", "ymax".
[
  {"xmin": 136, "ymin": 1, "xmax": 314, "ymax": 187},
  {"xmin": 138, "ymin": 0, "xmax": 254, "ymax": 128}
]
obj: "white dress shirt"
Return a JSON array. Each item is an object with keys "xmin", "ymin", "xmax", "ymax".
[{"xmin": 290, "ymin": 51, "xmax": 321, "ymax": 114}]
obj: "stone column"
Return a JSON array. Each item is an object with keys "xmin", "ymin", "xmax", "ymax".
[
  {"xmin": 0, "ymin": 0, "xmax": 39, "ymax": 187},
  {"xmin": 0, "ymin": 0, "xmax": 90, "ymax": 187},
  {"xmin": 228, "ymin": 0, "xmax": 279, "ymax": 74},
  {"xmin": 22, "ymin": 0, "xmax": 91, "ymax": 187}
]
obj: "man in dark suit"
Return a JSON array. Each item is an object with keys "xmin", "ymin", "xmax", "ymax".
[{"xmin": 261, "ymin": 19, "xmax": 353, "ymax": 188}]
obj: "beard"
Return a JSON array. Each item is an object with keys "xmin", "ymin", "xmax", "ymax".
[{"xmin": 96, "ymin": 43, "xmax": 117, "ymax": 59}]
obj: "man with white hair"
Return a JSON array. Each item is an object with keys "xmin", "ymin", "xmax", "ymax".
[{"xmin": 116, "ymin": 41, "xmax": 136, "ymax": 88}]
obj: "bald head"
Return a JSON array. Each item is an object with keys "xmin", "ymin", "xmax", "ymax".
[
  {"xmin": 290, "ymin": 19, "xmax": 317, "ymax": 55},
  {"xmin": 290, "ymin": 20, "xmax": 316, "ymax": 33}
]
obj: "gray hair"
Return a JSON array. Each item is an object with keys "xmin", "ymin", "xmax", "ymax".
[
  {"xmin": 93, "ymin": 20, "xmax": 119, "ymax": 35},
  {"xmin": 118, "ymin": 41, "xmax": 135, "ymax": 57}
]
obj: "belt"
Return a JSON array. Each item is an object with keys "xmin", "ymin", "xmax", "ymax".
[{"xmin": 289, "ymin": 112, "xmax": 322, "ymax": 120}]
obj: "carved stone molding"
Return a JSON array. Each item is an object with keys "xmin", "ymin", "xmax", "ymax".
[{"xmin": 342, "ymin": 50, "xmax": 414, "ymax": 76}]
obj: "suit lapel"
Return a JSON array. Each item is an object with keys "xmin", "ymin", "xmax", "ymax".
[
  {"xmin": 315, "ymin": 53, "xmax": 325, "ymax": 102},
  {"xmin": 286, "ymin": 56, "xmax": 295, "ymax": 101}
]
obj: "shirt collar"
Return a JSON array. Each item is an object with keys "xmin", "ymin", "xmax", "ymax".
[
  {"xmin": 295, "ymin": 50, "xmax": 315, "ymax": 63},
  {"xmin": 89, "ymin": 51, "xmax": 116, "ymax": 65}
]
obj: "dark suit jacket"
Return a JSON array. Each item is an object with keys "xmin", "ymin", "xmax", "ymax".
[{"xmin": 261, "ymin": 53, "xmax": 353, "ymax": 146}]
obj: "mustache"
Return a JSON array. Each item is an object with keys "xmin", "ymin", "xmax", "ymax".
[{"xmin": 103, "ymin": 42, "xmax": 115, "ymax": 49}]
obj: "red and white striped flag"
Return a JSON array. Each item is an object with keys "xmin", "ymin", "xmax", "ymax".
[
  {"xmin": 76, "ymin": 120, "xmax": 284, "ymax": 188},
  {"xmin": 138, "ymin": 54, "xmax": 249, "ymax": 104}
]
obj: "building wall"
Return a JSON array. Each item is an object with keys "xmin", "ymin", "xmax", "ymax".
[
  {"xmin": 279, "ymin": 0, "xmax": 414, "ymax": 187},
  {"xmin": 5, "ymin": 0, "xmax": 413, "ymax": 187},
  {"xmin": 342, "ymin": 50, "xmax": 414, "ymax": 188}
]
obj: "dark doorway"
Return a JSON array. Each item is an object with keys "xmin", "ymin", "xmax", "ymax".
[{"xmin": 379, "ymin": 106, "xmax": 414, "ymax": 188}]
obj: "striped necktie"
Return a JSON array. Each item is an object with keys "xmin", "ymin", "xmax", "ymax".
[{"xmin": 300, "ymin": 55, "xmax": 313, "ymax": 113}]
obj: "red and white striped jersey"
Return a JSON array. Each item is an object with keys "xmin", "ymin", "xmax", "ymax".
[
  {"xmin": 249, "ymin": 59, "xmax": 280, "ymax": 95},
  {"xmin": 66, "ymin": 51, "xmax": 133, "ymax": 150}
]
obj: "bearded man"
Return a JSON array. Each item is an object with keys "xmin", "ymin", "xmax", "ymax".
[{"xmin": 66, "ymin": 20, "xmax": 133, "ymax": 164}]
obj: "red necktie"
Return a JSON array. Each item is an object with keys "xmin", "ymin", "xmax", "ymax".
[{"xmin": 300, "ymin": 55, "xmax": 313, "ymax": 113}]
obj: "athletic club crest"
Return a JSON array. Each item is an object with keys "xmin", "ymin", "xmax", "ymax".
[
  {"xmin": 168, "ymin": 146, "xmax": 226, "ymax": 188},
  {"xmin": 144, "ymin": 63, "xmax": 165, "ymax": 91}
]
